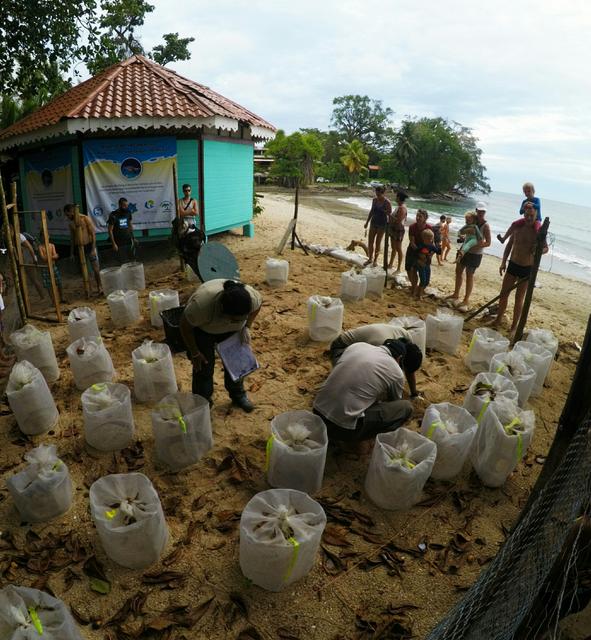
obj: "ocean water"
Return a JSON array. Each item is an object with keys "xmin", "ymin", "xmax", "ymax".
[{"xmin": 338, "ymin": 191, "xmax": 591, "ymax": 284}]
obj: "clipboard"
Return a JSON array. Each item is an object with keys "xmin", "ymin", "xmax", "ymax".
[{"xmin": 216, "ymin": 332, "xmax": 260, "ymax": 382}]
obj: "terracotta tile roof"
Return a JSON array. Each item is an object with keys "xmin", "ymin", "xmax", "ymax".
[{"xmin": 0, "ymin": 55, "xmax": 275, "ymax": 142}]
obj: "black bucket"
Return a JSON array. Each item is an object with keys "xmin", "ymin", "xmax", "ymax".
[{"xmin": 160, "ymin": 306, "xmax": 186, "ymax": 353}]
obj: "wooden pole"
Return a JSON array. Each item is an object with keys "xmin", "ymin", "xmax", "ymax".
[
  {"xmin": 9, "ymin": 184, "xmax": 31, "ymax": 317},
  {"xmin": 40, "ymin": 210, "xmax": 63, "ymax": 322},
  {"xmin": 383, "ymin": 229, "xmax": 390, "ymax": 288},
  {"xmin": 172, "ymin": 163, "xmax": 184, "ymax": 271},
  {"xmin": 464, "ymin": 277, "xmax": 529, "ymax": 322},
  {"xmin": 290, "ymin": 183, "xmax": 299, "ymax": 251},
  {"xmin": 74, "ymin": 204, "xmax": 91, "ymax": 298},
  {"xmin": 510, "ymin": 217, "xmax": 550, "ymax": 346},
  {"xmin": 0, "ymin": 181, "xmax": 26, "ymax": 323}
]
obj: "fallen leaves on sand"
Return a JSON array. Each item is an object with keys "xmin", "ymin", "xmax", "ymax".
[
  {"xmin": 83, "ymin": 556, "xmax": 111, "ymax": 595},
  {"xmin": 323, "ymin": 525, "xmax": 352, "ymax": 547},
  {"xmin": 142, "ymin": 569, "xmax": 187, "ymax": 589}
]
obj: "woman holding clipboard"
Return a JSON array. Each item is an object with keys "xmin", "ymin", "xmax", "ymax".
[{"xmin": 179, "ymin": 279, "xmax": 262, "ymax": 412}]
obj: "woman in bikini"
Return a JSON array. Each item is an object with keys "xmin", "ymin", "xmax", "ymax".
[
  {"xmin": 387, "ymin": 190, "xmax": 408, "ymax": 272},
  {"xmin": 363, "ymin": 186, "xmax": 392, "ymax": 267}
]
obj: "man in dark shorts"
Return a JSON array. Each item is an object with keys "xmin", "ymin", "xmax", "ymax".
[
  {"xmin": 107, "ymin": 198, "xmax": 136, "ymax": 264},
  {"xmin": 491, "ymin": 203, "xmax": 548, "ymax": 333},
  {"xmin": 64, "ymin": 204, "xmax": 102, "ymax": 294},
  {"xmin": 446, "ymin": 202, "xmax": 491, "ymax": 312}
]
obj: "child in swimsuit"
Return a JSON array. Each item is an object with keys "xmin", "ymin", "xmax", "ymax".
[{"xmin": 415, "ymin": 229, "xmax": 441, "ymax": 298}]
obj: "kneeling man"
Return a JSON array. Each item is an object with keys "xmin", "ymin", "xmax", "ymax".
[{"xmin": 313, "ymin": 339, "xmax": 421, "ymax": 442}]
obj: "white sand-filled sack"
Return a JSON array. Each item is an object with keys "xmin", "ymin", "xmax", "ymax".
[
  {"xmin": 463, "ymin": 372, "xmax": 519, "ymax": 424},
  {"xmin": 421, "ymin": 403, "xmax": 478, "ymax": 480},
  {"xmin": 67, "ymin": 337, "xmax": 115, "ymax": 391},
  {"xmin": 151, "ymin": 392, "xmax": 213, "ymax": 471},
  {"xmin": 464, "ymin": 327, "xmax": 510, "ymax": 373},
  {"xmin": 7, "ymin": 445, "xmax": 72, "ymax": 523},
  {"xmin": 107, "ymin": 289, "xmax": 140, "ymax": 327},
  {"xmin": 307, "ymin": 295, "xmax": 344, "ymax": 342},
  {"xmin": 526, "ymin": 328, "xmax": 558, "ymax": 360},
  {"xmin": 239, "ymin": 488, "xmax": 326, "ymax": 592},
  {"xmin": 425, "ymin": 309, "xmax": 464, "ymax": 355},
  {"xmin": 265, "ymin": 258, "xmax": 289, "ymax": 287},
  {"xmin": 10, "ymin": 324, "xmax": 59, "ymax": 383},
  {"xmin": 149, "ymin": 289, "xmax": 180, "ymax": 328},
  {"xmin": 67, "ymin": 306, "xmax": 100, "ymax": 342},
  {"xmin": 185, "ymin": 263, "xmax": 199, "ymax": 282},
  {"xmin": 471, "ymin": 398, "xmax": 535, "ymax": 487},
  {"xmin": 6, "ymin": 361, "xmax": 59, "ymax": 435},
  {"xmin": 100, "ymin": 266, "xmax": 123, "ymax": 296},
  {"xmin": 490, "ymin": 351, "xmax": 536, "ymax": 408},
  {"xmin": 82, "ymin": 382, "xmax": 134, "ymax": 452},
  {"xmin": 390, "ymin": 316, "xmax": 426, "ymax": 356},
  {"xmin": 513, "ymin": 341, "xmax": 553, "ymax": 397},
  {"xmin": 0, "ymin": 585, "xmax": 83, "ymax": 640},
  {"xmin": 132, "ymin": 341, "xmax": 177, "ymax": 403},
  {"xmin": 120, "ymin": 261, "xmax": 145, "ymax": 291},
  {"xmin": 89, "ymin": 473, "xmax": 168, "ymax": 569},
  {"xmin": 365, "ymin": 428, "xmax": 437, "ymax": 510},
  {"xmin": 267, "ymin": 410, "xmax": 328, "ymax": 494},
  {"xmin": 362, "ymin": 266, "xmax": 385, "ymax": 297},
  {"xmin": 340, "ymin": 269, "xmax": 367, "ymax": 301}
]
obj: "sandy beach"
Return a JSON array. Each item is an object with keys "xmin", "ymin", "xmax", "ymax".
[{"xmin": 0, "ymin": 190, "xmax": 588, "ymax": 639}]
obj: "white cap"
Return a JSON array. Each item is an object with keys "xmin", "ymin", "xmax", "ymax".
[{"xmin": 475, "ymin": 201, "xmax": 487, "ymax": 211}]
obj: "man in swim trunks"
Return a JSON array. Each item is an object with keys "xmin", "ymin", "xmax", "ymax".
[
  {"xmin": 65, "ymin": 204, "xmax": 103, "ymax": 294},
  {"xmin": 491, "ymin": 203, "xmax": 548, "ymax": 333}
]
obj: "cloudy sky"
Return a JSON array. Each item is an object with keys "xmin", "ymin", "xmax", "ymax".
[{"xmin": 142, "ymin": 0, "xmax": 590, "ymax": 205}]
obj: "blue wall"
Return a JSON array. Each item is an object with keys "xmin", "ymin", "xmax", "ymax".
[
  {"xmin": 176, "ymin": 139, "xmax": 199, "ymax": 202},
  {"xmin": 202, "ymin": 139, "xmax": 253, "ymax": 235}
]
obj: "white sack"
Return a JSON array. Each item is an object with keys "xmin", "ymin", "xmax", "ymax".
[
  {"xmin": 120, "ymin": 261, "xmax": 145, "ymax": 291},
  {"xmin": 99, "ymin": 267, "xmax": 123, "ymax": 296},
  {"xmin": 151, "ymin": 393, "xmax": 213, "ymax": 470},
  {"xmin": 463, "ymin": 372, "xmax": 519, "ymax": 424},
  {"xmin": 107, "ymin": 289, "xmax": 140, "ymax": 327},
  {"xmin": 362, "ymin": 266, "xmax": 385, "ymax": 297},
  {"xmin": 490, "ymin": 351, "xmax": 536, "ymax": 407},
  {"xmin": 10, "ymin": 324, "xmax": 59, "ymax": 383},
  {"xmin": 390, "ymin": 316, "xmax": 426, "ymax": 356},
  {"xmin": 0, "ymin": 585, "xmax": 82, "ymax": 639},
  {"xmin": 307, "ymin": 296, "xmax": 344, "ymax": 342},
  {"xmin": 513, "ymin": 341, "xmax": 553, "ymax": 397},
  {"xmin": 421, "ymin": 403, "xmax": 477, "ymax": 480},
  {"xmin": 267, "ymin": 410, "xmax": 328, "ymax": 494},
  {"xmin": 82, "ymin": 382, "xmax": 134, "ymax": 451},
  {"xmin": 66, "ymin": 337, "xmax": 114, "ymax": 391},
  {"xmin": 265, "ymin": 258, "xmax": 289, "ymax": 287},
  {"xmin": 6, "ymin": 361, "xmax": 58, "ymax": 435},
  {"xmin": 7, "ymin": 445, "xmax": 72, "ymax": 523},
  {"xmin": 425, "ymin": 309, "xmax": 464, "ymax": 355},
  {"xmin": 239, "ymin": 488, "xmax": 326, "ymax": 592},
  {"xmin": 364, "ymin": 428, "xmax": 437, "ymax": 510},
  {"xmin": 471, "ymin": 397, "xmax": 535, "ymax": 487},
  {"xmin": 340, "ymin": 269, "xmax": 367, "ymax": 301},
  {"xmin": 132, "ymin": 341, "xmax": 177, "ymax": 403},
  {"xmin": 67, "ymin": 307, "xmax": 100, "ymax": 342},
  {"xmin": 148, "ymin": 290, "xmax": 180, "ymax": 328},
  {"xmin": 464, "ymin": 327, "xmax": 510, "ymax": 373},
  {"xmin": 89, "ymin": 473, "xmax": 168, "ymax": 569}
]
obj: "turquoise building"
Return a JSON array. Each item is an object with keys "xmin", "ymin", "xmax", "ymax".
[{"xmin": 0, "ymin": 55, "xmax": 275, "ymax": 242}]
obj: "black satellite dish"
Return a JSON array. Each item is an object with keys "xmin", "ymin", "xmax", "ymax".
[{"xmin": 197, "ymin": 242, "xmax": 240, "ymax": 282}]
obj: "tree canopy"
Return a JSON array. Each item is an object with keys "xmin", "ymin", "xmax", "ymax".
[
  {"xmin": 330, "ymin": 95, "xmax": 393, "ymax": 151},
  {"xmin": 0, "ymin": 0, "xmax": 194, "ymax": 101},
  {"xmin": 265, "ymin": 130, "xmax": 324, "ymax": 187},
  {"xmin": 340, "ymin": 140, "xmax": 369, "ymax": 185}
]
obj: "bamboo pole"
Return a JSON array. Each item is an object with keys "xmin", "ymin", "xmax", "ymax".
[
  {"xmin": 73, "ymin": 204, "xmax": 90, "ymax": 298},
  {"xmin": 290, "ymin": 183, "xmax": 299, "ymax": 251},
  {"xmin": 9, "ymin": 184, "xmax": 32, "ymax": 316},
  {"xmin": 510, "ymin": 217, "xmax": 550, "ymax": 345},
  {"xmin": 0, "ymin": 181, "xmax": 26, "ymax": 323},
  {"xmin": 40, "ymin": 210, "xmax": 63, "ymax": 322}
]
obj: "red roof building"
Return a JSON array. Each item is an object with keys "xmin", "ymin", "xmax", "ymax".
[{"xmin": 1, "ymin": 55, "xmax": 275, "ymax": 240}]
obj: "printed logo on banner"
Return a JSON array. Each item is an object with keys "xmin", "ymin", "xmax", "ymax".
[
  {"xmin": 121, "ymin": 158, "xmax": 143, "ymax": 180},
  {"xmin": 83, "ymin": 137, "xmax": 176, "ymax": 232}
]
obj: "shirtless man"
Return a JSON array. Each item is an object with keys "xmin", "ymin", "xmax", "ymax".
[
  {"xmin": 491, "ymin": 202, "xmax": 547, "ymax": 333},
  {"xmin": 65, "ymin": 204, "xmax": 102, "ymax": 294}
]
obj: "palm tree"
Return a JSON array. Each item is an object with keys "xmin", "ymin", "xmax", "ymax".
[{"xmin": 340, "ymin": 140, "xmax": 369, "ymax": 185}]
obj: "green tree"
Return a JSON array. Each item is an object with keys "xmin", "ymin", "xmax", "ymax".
[
  {"xmin": 265, "ymin": 130, "xmax": 324, "ymax": 187},
  {"xmin": 340, "ymin": 139, "xmax": 369, "ymax": 185},
  {"xmin": 0, "ymin": 0, "xmax": 194, "ymax": 104},
  {"xmin": 331, "ymin": 95, "xmax": 394, "ymax": 150},
  {"xmin": 391, "ymin": 117, "xmax": 490, "ymax": 194}
]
